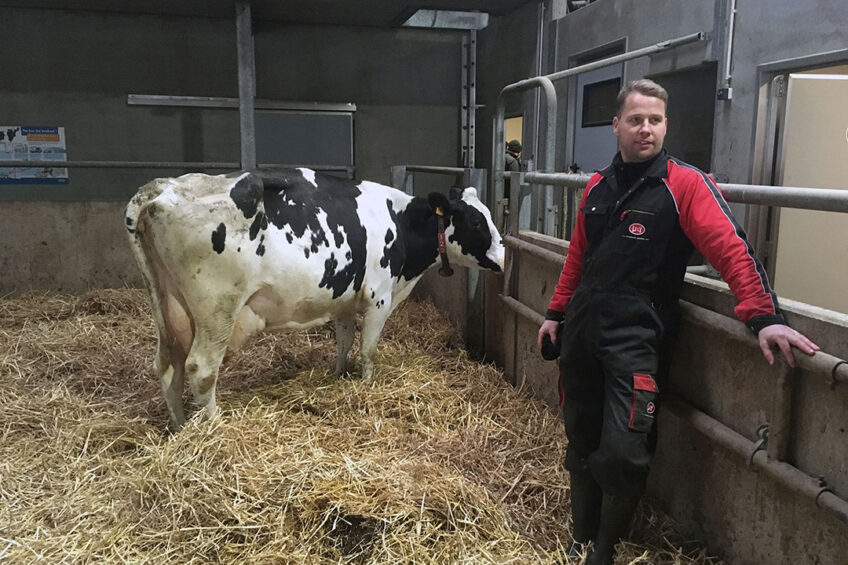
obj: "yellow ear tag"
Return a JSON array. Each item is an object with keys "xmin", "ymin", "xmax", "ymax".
[{"xmin": 435, "ymin": 206, "xmax": 444, "ymax": 217}]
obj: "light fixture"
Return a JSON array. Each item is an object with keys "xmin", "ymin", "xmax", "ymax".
[{"xmin": 402, "ymin": 9, "xmax": 489, "ymax": 30}]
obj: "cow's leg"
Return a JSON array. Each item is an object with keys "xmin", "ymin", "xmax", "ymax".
[
  {"xmin": 184, "ymin": 328, "xmax": 231, "ymax": 421},
  {"xmin": 334, "ymin": 312, "xmax": 356, "ymax": 375},
  {"xmin": 151, "ymin": 298, "xmax": 189, "ymax": 429},
  {"xmin": 157, "ymin": 345, "xmax": 187, "ymax": 429},
  {"xmin": 359, "ymin": 306, "xmax": 391, "ymax": 379}
]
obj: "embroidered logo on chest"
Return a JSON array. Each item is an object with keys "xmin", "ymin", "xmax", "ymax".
[{"xmin": 628, "ymin": 223, "xmax": 646, "ymax": 236}]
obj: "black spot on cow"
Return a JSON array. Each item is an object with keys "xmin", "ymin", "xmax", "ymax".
[
  {"xmin": 259, "ymin": 170, "xmax": 368, "ymax": 298},
  {"xmin": 249, "ymin": 211, "xmax": 267, "ymax": 241},
  {"xmin": 380, "ymin": 200, "xmax": 406, "ymax": 276},
  {"xmin": 304, "ymin": 249, "xmax": 310, "ymax": 259},
  {"xmin": 230, "ymin": 174, "xmax": 264, "ymax": 219},
  {"xmin": 346, "ymin": 251, "xmax": 352, "ymax": 260},
  {"xmin": 256, "ymin": 235, "xmax": 265, "ymax": 256},
  {"xmin": 125, "ymin": 216, "xmax": 135, "ymax": 234},
  {"xmin": 380, "ymin": 197, "xmax": 443, "ymax": 281},
  {"xmin": 211, "ymin": 223, "xmax": 227, "ymax": 254},
  {"xmin": 286, "ymin": 232, "xmax": 293, "ymax": 244},
  {"xmin": 371, "ymin": 290, "xmax": 375, "ymax": 299}
]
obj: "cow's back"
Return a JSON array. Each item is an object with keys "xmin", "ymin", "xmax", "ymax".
[{"xmin": 128, "ymin": 170, "xmax": 413, "ymax": 339}]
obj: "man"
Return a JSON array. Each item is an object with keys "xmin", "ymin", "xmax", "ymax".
[
  {"xmin": 504, "ymin": 139, "xmax": 522, "ymax": 202},
  {"xmin": 505, "ymin": 139, "xmax": 523, "ymax": 174},
  {"xmin": 537, "ymin": 79, "xmax": 818, "ymax": 565}
]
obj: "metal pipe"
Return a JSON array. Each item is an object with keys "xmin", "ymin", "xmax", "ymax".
[
  {"xmin": 520, "ymin": 171, "xmax": 848, "ymax": 214},
  {"xmin": 679, "ymin": 300, "xmax": 848, "ymax": 385},
  {"xmin": 235, "ymin": 1, "xmax": 257, "ymax": 170},
  {"xmin": 723, "ymin": 0, "xmax": 738, "ymax": 88},
  {"xmin": 664, "ymin": 396, "xmax": 848, "ymax": 525},
  {"xmin": 544, "ymin": 32, "xmax": 707, "ymax": 83},
  {"xmin": 524, "ymin": 172, "xmax": 591, "ymax": 188},
  {"xmin": 0, "ymin": 160, "xmax": 351, "ymax": 171},
  {"xmin": 468, "ymin": 30, "xmax": 477, "ymax": 167},
  {"xmin": 127, "ymin": 94, "xmax": 356, "ymax": 112},
  {"xmin": 499, "ymin": 294, "xmax": 545, "ymax": 326},
  {"xmin": 719, "ymin": 183, "xmax": 848, "ymax": 213},
  {"xmin": 504, "ymin": 235, "xmax": 567, "ymax": 266},
  {"xmin": 493, "ymin": 77, "xmax": 557, "ymax": 233},
  {"xmin": 402, "ymin": 165, "xmax": 468, "ymax": 175}
]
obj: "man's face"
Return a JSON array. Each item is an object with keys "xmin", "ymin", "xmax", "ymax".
[{"xmin": 612, "ymin": 91, "xmax": 667, "ymax": 163}]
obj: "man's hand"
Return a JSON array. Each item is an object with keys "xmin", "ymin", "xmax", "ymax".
[
  {"xmin": 538, "ymin": 319, "xmax": 561, "ymax": 348},
  {"xmin": 758, "ymin": 324, "xmax": 819, "ymax": 367}
]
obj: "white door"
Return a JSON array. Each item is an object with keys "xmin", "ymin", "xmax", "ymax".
[{"xmin": 773, "ymin": 74, "xmax": 848, "ymax": 312}]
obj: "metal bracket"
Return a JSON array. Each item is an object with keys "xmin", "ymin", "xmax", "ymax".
[{"xmin": 748, "ymin": 424, "xmax": 769, "ymax": 466}]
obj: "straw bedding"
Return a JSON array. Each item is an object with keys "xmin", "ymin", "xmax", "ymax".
[{"xmin": 0, "ymin": 289, "xmax": 722, "ymax": 564}]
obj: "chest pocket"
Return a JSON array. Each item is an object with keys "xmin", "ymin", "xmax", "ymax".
[
  {"xmin": 581, "ymin": 203, "xmax": 612, "ymax": 244},
  {"xmin": 616, "ymin": 208, "xmax": 657, "ymax": 256}
]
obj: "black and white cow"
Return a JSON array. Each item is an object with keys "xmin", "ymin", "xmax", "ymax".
[{"xmin": 126, "ymin": 168, "xmax": 504, "ymax": 428}]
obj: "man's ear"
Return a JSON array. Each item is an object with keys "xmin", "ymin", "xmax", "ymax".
[
  {"xmin": 427, "ymin": 192, "xmax": 451, "ymax": 216},
  {"xmin": 449, "ymin": 186, "xmax": 464, "ymax": 201}
]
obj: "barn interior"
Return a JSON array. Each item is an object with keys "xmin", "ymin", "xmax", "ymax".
[{"xmin": 1, "ymin": 1, "xmax": 847, "ymax": 563}]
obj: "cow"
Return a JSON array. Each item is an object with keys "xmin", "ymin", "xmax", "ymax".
[{"xmin": 126, "ymin": 168, "xmax": 504, "ymax": 429}]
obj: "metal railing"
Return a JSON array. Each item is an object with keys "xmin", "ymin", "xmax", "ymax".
[{"xmin": 492, "ymin": 32, "xmax": 707, "ymax": 235}]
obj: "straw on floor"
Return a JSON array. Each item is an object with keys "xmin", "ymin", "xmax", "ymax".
[{"xmin": 0, "ymin": 289, "xmax": 722, "ymax": 564}]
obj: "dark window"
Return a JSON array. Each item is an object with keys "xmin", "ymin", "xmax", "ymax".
[{"xmin": 581, "ymin": 77, "xmax": 621, "ymax": 127}]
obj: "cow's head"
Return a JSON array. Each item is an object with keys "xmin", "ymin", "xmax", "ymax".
[{"xmin": 428, "ymin": 187, "xmax": 504, "ymax": 272}]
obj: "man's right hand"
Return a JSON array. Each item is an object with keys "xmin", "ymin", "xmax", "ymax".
[{"xmin": 537, "ymin": 319, "xmax": 561, "ymax": 348}]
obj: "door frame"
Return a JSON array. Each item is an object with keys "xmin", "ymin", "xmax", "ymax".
[{"xmin": 749, "ymin": 48, "xmax": 848, "ymax": 280}]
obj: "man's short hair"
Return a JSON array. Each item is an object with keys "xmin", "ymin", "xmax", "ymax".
[{"xmin": 616, "ymin": 79, "xmax": 668, "ymax": 116}]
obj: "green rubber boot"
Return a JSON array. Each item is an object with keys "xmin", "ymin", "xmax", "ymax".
[
  {"xmin": 586, "ymin": 493, "xmax": 640, "ymax": 565},
  {"xmin": 568, "ymin": 469, "xmax": 603, "ymax": 550}
]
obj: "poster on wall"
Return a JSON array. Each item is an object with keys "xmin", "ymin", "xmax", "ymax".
[{"xmin": 0, "ymin": 126, "xmax": 68, "ymax": 184}]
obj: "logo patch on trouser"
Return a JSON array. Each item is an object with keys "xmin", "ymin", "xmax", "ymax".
[{"xmin": 629, "ymin": 373, "xmax": 659, "ymax": 431}]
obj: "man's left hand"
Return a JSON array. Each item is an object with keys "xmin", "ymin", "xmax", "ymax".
[{"xmin": 758, "ymin": 324, "xmax": 819, "ymax": 367}]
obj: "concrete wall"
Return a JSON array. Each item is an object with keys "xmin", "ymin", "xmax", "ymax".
[{"xmin": 0, "ymin": 7, "xmax": 464, "ymax": 293}]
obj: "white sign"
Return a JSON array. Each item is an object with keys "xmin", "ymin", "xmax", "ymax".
[{"xmin": 0, "ymin": 126, "xmax": 68, "ymax": 184}]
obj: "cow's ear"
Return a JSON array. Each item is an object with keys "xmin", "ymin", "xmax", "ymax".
[
  {"xmin": 427, "ymin": 192, "xmax": 452, "ymax": 216},
  {"xmin": 449, "ymin": 186, "xmax": 464, "ymax": 201}
]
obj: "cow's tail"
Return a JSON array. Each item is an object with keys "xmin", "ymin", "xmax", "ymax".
[
  {"xmin": 125, "ymin": 179, "xmax": 191, "ymax": 394},
  {"xmin": 125, "ymin": 178, "xmax": 171, "ymax": 314}
]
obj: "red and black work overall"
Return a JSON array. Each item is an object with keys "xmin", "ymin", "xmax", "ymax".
[{"xmin": 548, "ymin": 150, "xmax": 783, "ymax": 499}]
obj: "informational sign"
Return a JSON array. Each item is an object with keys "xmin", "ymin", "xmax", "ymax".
[{"xmin": 0, "ymin": 126, "xmax": 68, "ymax": 184}]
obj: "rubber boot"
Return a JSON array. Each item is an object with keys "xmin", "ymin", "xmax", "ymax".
[
  {"xmin": 567, "ymin": 469, "xmax": 603, "ymax": 552},
  {"xmin": 586, "ymin": 493, "xmax": 640, "ymax": 565}
]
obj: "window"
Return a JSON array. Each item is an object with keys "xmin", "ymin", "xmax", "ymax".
[{"xmin": 581, "ymin": 77, "xmax": 621, "ymax": 127}]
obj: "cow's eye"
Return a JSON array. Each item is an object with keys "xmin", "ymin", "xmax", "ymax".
[{"xmin": 470, "ymin": 219, "xmax": 482, "ymax": 230}]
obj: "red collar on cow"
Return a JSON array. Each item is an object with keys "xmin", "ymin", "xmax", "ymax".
[{"xmin": 435, "ymin": 206, "xmax": 454, "ymax": 277}]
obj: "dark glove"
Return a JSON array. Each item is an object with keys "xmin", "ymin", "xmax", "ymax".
[{"xmin": 540, "ymin": 322, "xmax": 563, "ymax": 361}]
